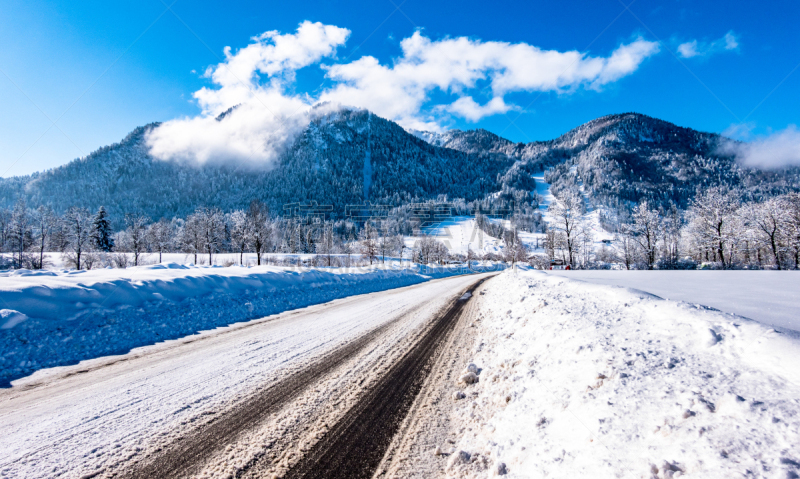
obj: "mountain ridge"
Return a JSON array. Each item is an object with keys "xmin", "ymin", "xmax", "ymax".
[{"xmin": 1, "ymin": 110, "xmax": 798, "ymax": 220}]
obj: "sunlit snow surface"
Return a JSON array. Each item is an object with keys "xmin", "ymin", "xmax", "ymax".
[
  {"xmin": 0, "ymin": 262, "xmax": 493, "ymax": 385},
  {"xmin": 446, "ymin": 269, "xmax": 800, "ymax": 478},
  {"xmin": 549, "ymin": 270, "xmax": 800, "ymax": 333}
]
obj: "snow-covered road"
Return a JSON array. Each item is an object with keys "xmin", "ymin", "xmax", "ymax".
[{"xmin": 0, "ymin": 273, "xmax": 490, "ymax": 478}]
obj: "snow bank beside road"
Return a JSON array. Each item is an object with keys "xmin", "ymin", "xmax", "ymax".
[
  {"xmin": 0, "ymin": 263, "xmax": 493, "ymax": 386},
  {"xmin": 448, "ymin": 270, "xmax": 800, "ymax": 478}
]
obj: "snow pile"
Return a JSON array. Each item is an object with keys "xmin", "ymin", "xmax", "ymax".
[
  {"xmin": 447, "ymin": 270, "xmax": 800, "ymax": 478},
  {"xmin": 0, "ymin": 263, "xmax": 492, "ymax": 386}
]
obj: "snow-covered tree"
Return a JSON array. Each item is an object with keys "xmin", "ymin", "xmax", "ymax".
[
  {"xmin": 228, "ymin": 210, "xmax": 250, "ymax": 265},
  {"xmin": 64, "ymin": 207, "xmax": 93, "ymax": 270},
  {"xmin": 188, "ymin": 207, "xmax": 226, "ymax": 265},
  {"xmin": 122, "ymin": 213, "xmax": 150, "ymax": 266},
  {"xmin": 616, "ymin": 224, "xmax": 638, "ymax": 270},
  {"xmin": 8, "ymin": 199, "xmax": 32, "ymax": 268},
  {"xmin": 32, "ymin": 205, "xmax": 56, "ymax": 269},
  {"xmin": 784, "ymin": 193, "xmax": 800, "ymax": 269},
  {"xmin": 660, "ymin": 206, "xmax": 682, "ymax": 267},
  {"xmin": 91, "ymin": 206, "xmax": 114, "ymax": 252},
  {"xmin": 0, "ymin": 208, "xmax": 11, "ymax": 254},
  {"xmin": 630, "ymin": 201, "xmax": 661, "ymax": 270},
  {"xmin": 466, "ymin": 245, "xmax": 477, "ymax": 270},
  {"xmin": 316, "ymin": 222, "xmax": 337, "ymax": 267},
  {"xmin": 247, "ymin": 200, "xmax": 271, "ymax": 266},
  {"xmin": 743, "ymin": 198, "xmax": 786, "ymax": 269},
  {"xmin": 548, "ymin": 192, "xmax": 583, "ymax": 265},
  {"xmin": 687, "ymin": 188, "xmax": 740, "ymax": 268},
  {"xmin": 180, "ymin": 215, "xmax": 203, "ymax": 264},
  {"xmin": 359, "ymin": 222, "xmax": 378, "ymax": 265},
  {"xmin": 146, "ymin": 218, "xmax": 173, "ymax": 263}
]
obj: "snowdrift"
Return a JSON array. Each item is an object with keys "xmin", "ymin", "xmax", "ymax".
[
  {"xmin": 448, "ymin": 270, "xmax": 800, "ymax": 478},
  {"xmin": 0, "ymin": 263, "xmax": 494, "ymax": 386}
]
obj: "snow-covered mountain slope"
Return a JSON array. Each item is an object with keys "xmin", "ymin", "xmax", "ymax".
[
  {"xmin": 445, "ymin": 270, "xmax": 800, "ymax": 478},
  {"xmin": 426, "ymin": 113, "xmax": 800, "ymax": 211},
  {"xmin": 2, "ymin": 110, "xmax": 800, "ymax": 221},
  {"xmin": 0, "ymin": 109, "xmax": 512, "ymax": 220},
  {"xmin": 410, "ymin": 216, "xmax": 505, "ymax": 256}
]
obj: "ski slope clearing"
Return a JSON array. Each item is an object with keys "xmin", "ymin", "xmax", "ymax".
[
  {"xmin": 441, "ymin": 270, "xmax": 800, "ymax": 478},
  {"xmin": 548, "ymin": 271, "xmax": 800, "ymax": 332},
  {"xmin": 0, "ymin": 274, "xmax": 490, "ymax": 478},
  {"xmin": 413, "ymin": 216, "xmax": 505, "ymax": 256},
  {"xmin": 0, "ymin": 262, "xmax": 493, "ymax": 386}
]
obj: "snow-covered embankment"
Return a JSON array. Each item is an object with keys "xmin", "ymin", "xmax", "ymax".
[
  {"xmin": 447, "ymin": 270, "xmax": 800, "ymax": 478},
  {"xmin": 0, "ymin": 263, "xmax": 491, "ymax": 386}
]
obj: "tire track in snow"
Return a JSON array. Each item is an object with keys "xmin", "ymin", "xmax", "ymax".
[
  {"xmin": 122, "ymin": 318, "xmax": 401, "ymax": 479},
  {"xmin": 280, "ymin": 276, "xmax": 492, "ymax": 479}
]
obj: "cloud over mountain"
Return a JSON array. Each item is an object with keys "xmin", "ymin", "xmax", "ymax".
[
  {"xmin": 719, "ymin": 126, "xmax": 800, "ymax": 169},
  {"xmin": 147, "ymin": 23, "xmax": 660, "ymax": 166}
]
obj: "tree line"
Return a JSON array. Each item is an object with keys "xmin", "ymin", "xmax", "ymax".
[
  {"xmin": 0, "ymin": 199, "xmax": 485, "ymax": 270},
  {"xmin": 544, "ymin": 188, "xmax": 800, "ymax": 270}
]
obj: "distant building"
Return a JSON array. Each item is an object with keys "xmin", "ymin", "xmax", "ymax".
[{"xmin": 550, "ymin": 258, "xmax": 570, "ymax": 270}]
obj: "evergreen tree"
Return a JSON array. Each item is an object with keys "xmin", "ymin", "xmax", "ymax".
[{"xmin": 91, "ymin": 206, "xmax": 114, "ymax": 252}]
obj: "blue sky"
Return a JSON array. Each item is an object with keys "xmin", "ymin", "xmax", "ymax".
[{"xmin": 1, "ymin": 0, "xmax": 799, "ymax": 176}]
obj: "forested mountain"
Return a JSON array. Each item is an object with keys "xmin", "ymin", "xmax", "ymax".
[
  {"xmin": 425, "ymin": 113, "xmax": 800, "ymax": 211},
  {"xmin": 1, "ymin": 109, "xmax": 799, "ymax": 220},
  {"xmin": 0, "ymin": 109, "xmax": 512, "ymax": 220}
]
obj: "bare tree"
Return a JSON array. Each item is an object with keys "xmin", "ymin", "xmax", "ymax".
[
  {"xmin": 393, "ymin": 234, "xmax": 407, "ymax": 262},
  {"xmin": 228, "ymin": 210, "xmax": 250, "ymax": 265},
  {"xmin": 661, "ymin": 206, "xmax": 682, "ymax": 266},
  {"xmin": 180, "ymin": 215, "xmax": 204, "ymax": 264},
  {"xmin": 359, "ymin": 222, "xmax": 378, "ymax": 265},
  {"xmin": 616, "ymin": 224, "xmax": 638, "ymax": 270},
  {"xmin": 64, "ymin": 207, "xmax": 93, "ymax": 270},
  {"xmin": 316, "ymin": 222, "xmax": 336, "ymax": 267},
  {"xmin": 631, "ymin": 201, "xmax": 661, "ymax": 269},
  {"xmin": 188, "ymin": 207, "xmax": 226, "ymax": 265},
  {"xmin": 687, "ymin": 188, "xmax": 740, "ymax": 268},
  {"xmin": 466, "ymin": 245, "xmax": 477, "ymax": 270},
  {"xmin": 745, "ymin": 198, "xmax": 787, "ymax": 269},
  {"xmin": 247, "ymin": 200, "xmax": 271, "ymax": 266},
  {"xmin": 415, "ymin": 236, "xmax": 439, "ymax": 264},
  {"xmin": 784, "ymin": 193, "xmax": 800, "ymax": 269},
  {"xmin": 33, "ymin": 205, "xmax": 56, "ymax": 269},
  {"xmin": 0, "ymin": 208, "xmax": 11, "ymax": 255},
  {"xmin": 147, "ymin": 219, "xmax": 173, "ymax": 263},
  {"xmin": 548, "ymin": 193, "xmax": 583, "ymax": 265},
  {"xmin": 8, "ymin": 199, "xmax": 32, "ymax": 268},
  {"xmin": 122, "ymin": 213, "xmax": 150, "ymax": 266}
]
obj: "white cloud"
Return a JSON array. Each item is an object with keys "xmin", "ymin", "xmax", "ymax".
[
  {"xmin": 444, "ymin": 97, "xmax": 516, "ymax": 122},
  {"xmin": 321, "ymin": 32, "xmax": 659, "ymax": 129},
  {"xmin": 678, "ymin": 31, "xmax": 739, "ymax": 58},
  {"xmin": 148, "ymin": 24, "xmax": 660, "ymax": 166},
  {"xmin": 718, "ymin": 126, "xmax": 800, "ymax": 169},
  {"xmin": 147, "ymin": 21, "xmax": 350, "ymax": 167}
]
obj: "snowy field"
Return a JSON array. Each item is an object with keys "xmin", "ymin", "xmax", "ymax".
[
  {"xmin": 548, "ymin": 270, "xmax": 800, "ymax": 332},
  {"xmin": 0, "ymin": 262, "xmax": 497, "ymax": 386},
  {"xmin": 446, "ymin": 270, "xmax": 800, "ymax": 478}
]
